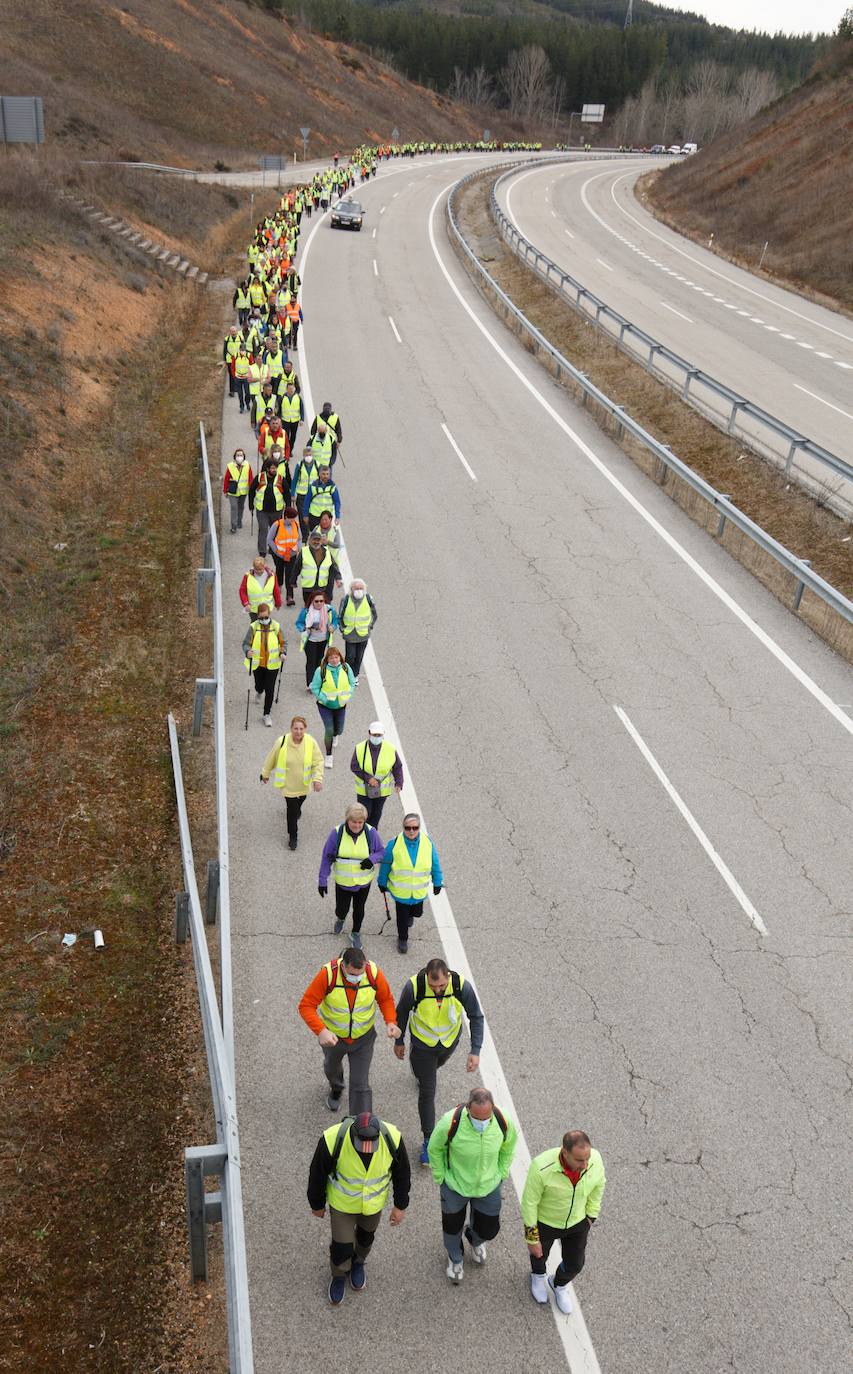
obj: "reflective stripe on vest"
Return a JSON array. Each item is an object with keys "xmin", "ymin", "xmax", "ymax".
[
  {"xmin": 233, "ymin": 355, "xmax": 250, "ymax": 378},
  {"xmin": 355, "ymin": 740, "xmax": 396, "ymax": 797},
  {"xmin": 225, "ymin": 336, "xmax": 240, "ymax": 358},
  {"xmin": 272, "ymin": 733, "xmax": 318, "ymax": 789},
  {"xmin": 294, "ymin": 460, "xmax": 317, "ymax": 496},
  {"xmin": 244, "ymin": 622, "xmax": 283, "ymax": 671},
  {"xmin": 280, "ymin": 393, "xmax": 301, "ymax": 422},
  {"xmin": 341, "ymin": 596, "xmax": 372, "ymax": 639},
  {"xmin": 319, "ymin": 960, "xmax": 378, "ymax": 1039},
  {"xmin": 324, "ymin": 412, "xmax": 340, "ymax": 438},
  {"xmin": 266, "ymin": 352, "xmax": 284, "ymax": 377},
  {"xmin": 408, "ymin": 973, "xmax": 465, "ymax": 1048},
  {"xmin": 245, "ymin": 572, "xmax": 276, "ymax": 610},
  {"xmin": 333, "ymin": 827, "xmax": 371, "ymax": 889},
  {"xmin": 227, "ymin": 461, "xmax": 250, "ymax": 497},
  {"xmin": 254, "ymin": 475, "xmax": 284, "ymax": 512},
  {"xmin": 299, "ymin": 548, "xmax": 333, "ymax": 588},
  {"xmin": 271, "ymin": 518, "xmax": 299, "ymax": 559},
  {"xmin": 319, "ymin": 664, "xmax": 352, "ymax": 706},
  {"xmin": 323, "ymin": 1121, "xmax": 400, "ymax": 1215},
  {"xmin": 310, "ymin": 431, "xmax": 333, "ymax": 464},
  {"xmin": 386, "ymin": 832, "xmax": 433, "ymax": 902},
  {"xmin": 308, "ymin": 483, "xmax": 335, "ymax": 517}
]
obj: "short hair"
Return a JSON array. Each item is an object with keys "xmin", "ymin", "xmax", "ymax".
[
  {"xmin": 345, "ymin": 803, "xmax": 367, "ymax": 824},
  {"xmin": 403, "ymin": 812, "xmax": 420, "ymax": 826},
  {"xmin": 562, "ymin": 1130, "xmax": 592, "ymax": 1153},
  {"xmin": 342, "ymin": 946, "xmax": 366, "ymax": 969},
  {"xmin": 468, "ymin": 1088, "xmax": 494, "ymax": 1109},
  {"xmin": 425, "ymin": 958, "xmax": 449, "ymax": 978},
  {"xmin": 256, "ymin": 602, "xmax": 270, "ymax": 614},
  {"xmin": 289, "ymin": 715, "xmax": 307, "ymax": 729}
]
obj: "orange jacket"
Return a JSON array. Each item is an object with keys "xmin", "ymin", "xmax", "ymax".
[{"xmin": 298, "ymin": 964, "xmax": 396, "ymax": 1041}]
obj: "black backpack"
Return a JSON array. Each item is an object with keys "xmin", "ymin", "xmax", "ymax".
[
  {"xmin": 329, "ymin": 1117, "xmax": 399, "ymax": 1174},
  {"xmin": 413, "ymin": 968, "xmax": 463, "ymax": 1008},
  {"xmin": 445, "ymin": 1103, "xmax": 508, "ymax": 1162}
]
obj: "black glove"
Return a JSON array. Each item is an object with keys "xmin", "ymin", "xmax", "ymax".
[
  {"xmin": 433, "ymin": 886, "xmax": 442, "ymax": 896},
  {"xmin": 318, "ymin": 885, "xmax": 327, "ymax": 898},
  {"xmin": 359, "ymin": 858, "xmax": 374, "ymax": 870}
]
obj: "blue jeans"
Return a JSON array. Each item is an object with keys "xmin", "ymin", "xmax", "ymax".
[{"xmin": 439, "ymin": 1181, "xmax": 503, "ymax": 1262}]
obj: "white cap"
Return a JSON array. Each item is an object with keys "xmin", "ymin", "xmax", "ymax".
[{"xmin": 368, "ymin": 721, "xmax": 384, "ymax": 735}]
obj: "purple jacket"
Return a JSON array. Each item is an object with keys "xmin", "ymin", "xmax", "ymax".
[{"xmin": 318, "ymin": 822, "xmax": 384, "ymax": 888}]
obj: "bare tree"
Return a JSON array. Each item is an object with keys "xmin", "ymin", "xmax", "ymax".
[
  {"xmin": 501, "ymin": 45, "xmax": 552, "ymax": 121},
  {"xmin": 732, "ymin": 67, "xmax": 781, "ymax": 122},
  {"xmin": 449, "ymin": 64, "xmax": 494, "ymax": 107}
]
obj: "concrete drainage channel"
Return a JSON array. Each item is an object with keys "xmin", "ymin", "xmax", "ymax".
[{"xmin": 59, "ymin": 191, "xmax": 208, "ymax": 284}]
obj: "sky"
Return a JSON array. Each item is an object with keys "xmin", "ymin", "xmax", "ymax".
[{"xmin": 649, "ymin": 0, "xmax": 845, "ymax": 35}]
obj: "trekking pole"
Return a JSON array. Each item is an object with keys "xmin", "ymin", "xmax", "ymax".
[
  {"xmin": 245, "ymin": 659, "xmax": 252, "ymax": 731},
  {"xmin": 379, "ymin": 890, "xmax": 392, "ymax": 935},
  {"xmin": 275, "ymin": 666, "xmax": 282, "ymax": 704}
]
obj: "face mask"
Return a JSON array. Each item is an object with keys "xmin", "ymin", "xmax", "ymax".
[
  {"xmin": 470, "ymin": 1115, "xmax": 490, "ymax": 1133},
  {"xmin": 368, "ymin": 734, "xmax": 383, "ymax": 746},
  {"xmin": 258, "ymin": 617, "xmax": 270, "ymax": 626},
  {"xmin": 235, "ymin": 455, "xmax": 245, "ymax": 462},
  {"xmin": 352, "ymin": 589, "xmax": 365, "ymax": 601},
  {"xmin": 344, "ymin": 971, "xmax": 364, "ymax": 985}
]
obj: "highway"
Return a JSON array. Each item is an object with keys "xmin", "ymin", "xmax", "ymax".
[
  {"xmin": 218, "ymin": 154, "xmax": 853, "ymax": 1373},
  {"xmin": 494, "ymin": 158, "xmax": 853, "ymax": 471}
]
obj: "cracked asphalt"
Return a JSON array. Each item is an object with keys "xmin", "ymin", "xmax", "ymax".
[{"xmin": 217, "ymin": 160, "xmax": 853, "ymax": 1372}]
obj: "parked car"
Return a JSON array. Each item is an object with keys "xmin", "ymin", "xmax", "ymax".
[
  {"xmin": 650, "ymin": 144, "xmax": 666, "ymax": 154},
  {"xmin": 681, "ymin": 142, "xmax": 698, "ymax": 155},
  {"xmin": 330, "ymin": 199, "xmax": 365, "ymax": 231},
  {"xmin": 667, "ymin": 144, "xmax": 682, "ymax": 155}
]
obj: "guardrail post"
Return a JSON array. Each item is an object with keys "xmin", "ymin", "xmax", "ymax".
[
  {"xmin": 184, "ymin": 1144, "xmax": 227, "ymax": 1283},
  {"xmin": 201, "ymin": 503, "xmax": 210, "ymax": 535},
  {"xmin": 205, "ymin": 859, "xmax": 220, "ymax": 926},
  {"xmin": 175, "ymin": 891, "xmax": 190, "ymax": 945},
  {"xmin": 683, "ymin": 369, "xmax": 698, "ymax": 401},
  {"xmin": 193, "ymin": 677, "xmax": 216, "ymax": 735},
  {"xmin": 785, "ymin": 438, "xmax": 802, "ymax": 475},
  {"xmin": 727, "ymin": 401, "xmax": 743, "ymax": 436},
  {"xmin": 203, "ymin": 532, "xmax": 213, "ymax": 568},
  {"xmin": 793, "ymin": 561, "xmax": 811, "ymax": 611},
  {"xmin": 196, "ymin": 567, "xmax": 214, "ymax": 618},
  {"xmin": 716, "ymin": 497, "xmax": 732, "ymax": 538}
]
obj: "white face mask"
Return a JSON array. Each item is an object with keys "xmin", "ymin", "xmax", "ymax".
[
  {"xmin": 258, "ymin": 617, "xmax": 270, "ymax": 626},
  {"xmin": 368, "ymin": 734, "xmax": 383, "ymax": 747},
  {"xmin": 344, "ymin": 971, "xmax": 364, "ymax": 985},
  {"xmin": 352, "ymin": 588, "xmax": 365, "ymax": 601},
  {"xmin": 470, "ymin": 1115, "xmax": 490, "ymax": 1133}
]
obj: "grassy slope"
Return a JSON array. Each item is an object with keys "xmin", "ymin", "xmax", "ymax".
[
  {"xmin": 643, "ymin": 54, "xmax": 853, "ymax": 310},
  {"xmin": 1, "ymin": 0, "xmax": 532, "ymax": 166}
]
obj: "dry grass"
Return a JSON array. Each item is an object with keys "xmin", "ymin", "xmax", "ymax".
[
  {"xmin": 453, "ymin": 172, "xmax": 853, "ymax": 660},
  {"xmin": 642, "ymin": 62, "xmax": 853, "ymax": 312}
]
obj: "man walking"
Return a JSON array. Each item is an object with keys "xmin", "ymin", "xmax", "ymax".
[
  {"xmin": 337, "ymin": 577, "xmax": 377, "ymax": 682},
  {"xmin": 377, "ymin": 814, "xmax": 443, "ymax": 954},
  {"xmin": 394, "ymin": 956, "xmax": 484, "ymax": 1165},
  {"xmin": 298, "ymin": 946, "xmax": 401, "ymax": 1114},
  {"xmin": 305, "ymin": 465, "xmax": 341, "ymax": 532},
  {"xmin": 242, "ymin": 602, "xmax": 286, "ymax": 728},
  {"xmin": 308, "ymin": 1111, "xmax": 410, "ymax": 1306},
  {"xmin": 310, "ymin": 401, "xmax": 342, "ymax": 465},
  {"xmin": 521, "ymin": 1128, "xmax": 606, "ymax": 1312},
  {"xmin": 238, "ymin": 555, "xmax": 281, "ymax": 622},
  {"xmin": 350, "ymin": 721, "xmax": 402, "ymax": 828},
  {"xmin": 427, "ymin": 1088, "xmax": 517, "ymax": 1284},
  {"xmin": 279, "ymin": 380, "xmax": 304, "ymax": 455},
  {"xmin": 318, "ymin": 803, "xmax": 385, "ymax": 950}
]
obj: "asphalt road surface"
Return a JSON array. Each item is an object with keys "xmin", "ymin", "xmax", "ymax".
[
  {"xmin": 218, "ymin": 155, "xmax": 853, "ymax": 1373},
  {"xmin": 495, "ymin": 159, "xmax": 853, "ymax": 483}
]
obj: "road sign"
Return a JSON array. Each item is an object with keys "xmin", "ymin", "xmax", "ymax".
[
  {"xmin": 0, "ymin": 95, "xmax": 44, "ymax": 144},
  {"xmin": 581, "ymin": 103, "xmax": 605, "ymax": 123},
  {"xmin": 483, "ymin": 129, "xmax": 491, "ymax": 142},
  {"xmin": 259, "ymin": 155, "xmax": 286, "ymax": 171},
  {"xmin": 299, "ymin": 127, "xmax": 310, "ymax": 141},
  {"xmin": 391, "ymin": 127, "xmax": 399, "ymax": 142}
]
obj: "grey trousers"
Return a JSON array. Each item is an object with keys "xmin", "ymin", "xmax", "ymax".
[
  {"xmin": 228, "ymin": 493, "xmax": 246, "ymax": 531},
  {"xmin": 329, "ymin": 1205, "xmax": 382, "ymax": 1276},
  {"xmin": 256, "ymin": 509, "xmax": 277, "ymax": 556},
  {"xmin": 322, "ymin": 1028, "xmax": 376, "ymax": 1115}
]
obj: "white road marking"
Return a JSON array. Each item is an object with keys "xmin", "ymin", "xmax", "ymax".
[
  {"xmin": 380, "ymin": 205, "xmax": 386, "ymax": 215},
  {"xmin": 441, "ymin": 422, "xmax": 478, "ymax": 481},
  {"xmin": 427, "ymin": 182, "xmax": 853, "ymax": 742},
  {"xmin": 596, "ymin": 257, "xmax": 613, "ymax": 271},
  {"xmin": 781, "ymin": 333, "xmax": 796, "ymax": 340},
  {"xmin": 816, "ymin": 351, "xmax": 832, "ymax": 358},
  {"xmin": 834, "ymin": 360, "xmax": 852, "ymax": 369},
  {"xmin": 564, "ymin": 228, "xmax": 575, "ymax": 239},
  {"xmin": 749, "ymin": 317, "xmax": 764, "ymax": 324},
  {"xmin": 393, "ymin": 191, "xmax": 399, "ymax": 199},
  {"xmin": 372, "ymin": 228, "xmax": 376, "ymax": 239},
  {"xmin": 796, "ymin": 341, "xmax": 814, "ymax": 350},
  {"xmin": 373, "ymin": 259, "xmax": 378, "ymax": 276},
  {"xmin": 793, "ymin": 384, "xmax": 853, "ymax": 422},
  {"xmin": 659, "ymin": 301, "xmax": 693, "ymax": 323},
  {"xmin": 614, "ymin": 708, "xmax": 768, "ymax": 936},
  {"xmin": 297, "ymin": 190, "xmax": 599, "ymax": 1372},
  {"xmin": 737, "ymin": 309, "xmax": 750, "ymax": 315},
  {"xmin": 764, "ymin": 325, "xmax": 779, "ymax": 331},
  {"xmin": 388, "ymin": 315, "xmax": 402, "ymax": 343}
]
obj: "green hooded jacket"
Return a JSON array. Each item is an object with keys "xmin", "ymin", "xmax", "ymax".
[{"xmin": 427, "ymin": 1106, "xmax": 518, "ymax": 1198}]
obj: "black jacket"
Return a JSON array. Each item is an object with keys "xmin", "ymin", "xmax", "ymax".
[{"xmin": 307, "ymin": 1125, "xmax": 411, "ymax": 1211}]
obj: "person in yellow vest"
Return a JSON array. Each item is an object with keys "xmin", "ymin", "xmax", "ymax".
[
  {"xmin": 232, "ymin": 278, "xmax": 251, "ymax": 326},
  {"xmin": 305, "ymin": 465, "xmax": 340, "ymax": 532},
  {"xmin": 233, "ymin": 344, "xmax": 251, "ymax": 413},
  {"xmin": 221, "ymin": 325, "xmax": 241, "ymax": 396},
  {"xmin": 337, "ymin": 577, "xmax": 377, "ymax": 681},
  {"xmin": 241, "ymin": 603, "xmax": 286, "ymax": 727},
  {"xmin": 249, "ymin": 456, "xmax": 289, "ymax": 558},
  {"xmin": 395, "ymin": 957, "xmax": 484, "ymax": 1166},
  {"xmin": 247, "ymin": 355, "xmax": 270, "ymax": 416},
  {"xmin": 221, "ymin": 446, "xmax": 254, "ymax": 534},
  {"xmin": 239, "ymin": 555, "xmax": 281, "ymax": 621},
  {"xmin": 248, "ymin": 275, "xmax": 267, "ymax": 310},
  {"xmin": 292, "ymin": 446, "xmax": 318, "ymax": 540},
  {"xmin": 350, "ymin": 721, "xmax": 402, "ymax": 829},
  {"xmin": 253, "ymin": 381, "xmax": 277, "ymax": 433},
  {"xmin": 307, "ymin": 1109, "xmax": 410, "ymax": 1306},
  {"xmin": 278, "ymin": 356, "xmax": 300, "ymax": 396},
  {"xmin": 317, "ymin": 803, "xmax": 385, "ymax": 949},
  {"xmin": 311, "ymin": 402, "xmax": 342, "ymax": 465},
  {"xmin": 309, "ymin": 421, "xmax": 334, "ymax": 472},
  {"xmin": 298, "ymin": 946, "xmax": 400, "ymax": 1114},
  {"xmin": 377, "ymin": 816, "xmax": 444, "ymax": 954},
  {"xmin": 264, "ymin": 335, "xmax": 286, "ymax": 389},
  {"xmin": 310, "ymin": 643, "xmax": 356, "ymax": 768},
  {"xmin": 260, "ymin": 713, "xmax": 324, "ymax": 850},
  {"xmin": 267, "ymin": 502, "xmax": 301, "ymax": 606},
  {"xmin": 279, "ymin": 380, "xmax": 304, "ymax": 455},
  {"xmin": 293, "ymin": 529, "xmax": 342, "ymax": 607}
]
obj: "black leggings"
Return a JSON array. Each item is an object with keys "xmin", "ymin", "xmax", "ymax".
[
  {"xmin": 529, "ymin": 1218, "xmax": 590, "ymax": 1282},
  {"xmin": 335, "ymin": 884, "xmax": 370, "ymax": 932},
  {"xmin": 304, "ymin": 636, "xmax": 328, "ymax": 686},
  {"xmin": 285, "ymin": 795, "xmax": 305, "ymax": 839},
  {"xmin": 395, "ymin": 900, "xmax": 423, "ymax": 941}
]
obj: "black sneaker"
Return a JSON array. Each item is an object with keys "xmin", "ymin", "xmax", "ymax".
[
  {"xmin": 326, "ymin": 1089, "xmax": 343, "ymax": 1111},
  {"xmin": 288, "ymin": 835, "xmax": 298, "ymax": 850},
  {"xmin": 397, "ymin": 938, "xmax": 408, "ymax": 954}
]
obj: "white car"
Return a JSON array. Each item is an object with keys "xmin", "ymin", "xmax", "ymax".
[{"xmin": 667, "ymin": 144, "xmax": 682, "ymax": 155}]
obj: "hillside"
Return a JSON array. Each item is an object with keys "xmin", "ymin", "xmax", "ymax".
[
  {"xmin": 643, "ymin": 50, "xmax": 853, "ymax": 310},
  {"xmin": 0, "ymin": 0, "xmax": 534, "ymax": 167}
]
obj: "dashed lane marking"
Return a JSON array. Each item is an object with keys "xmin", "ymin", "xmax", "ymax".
[{"xmin": 441, "ymin": 422, "xmax": 478, "ymax": 481}]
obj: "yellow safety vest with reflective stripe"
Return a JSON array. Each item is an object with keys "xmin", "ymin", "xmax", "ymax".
[
  {"xmin": 272, "ymin": 732, "xmax": 322, "ymax": 789},
  {"xmin": 300, "ymin": 548, "xmax": 334, "ymax": 589},
  {"xmin": 249, "ymin": 281, "xmax": 266, "ymax": 306},
  {"xmin": 319, "ymin": 960, "xmax": 378, "ymax": 1039},
  {"xmin": 254, "ymin": 474, "xmax": 284, "ymax": 512},
  {"xmin": 324, "ymin": 1120, "xmax": 401, "ymax": 1215},
  {"xmin": 244, "ymin": 620, "xmax": 284, "ymax": 671},
  {"xmin": 265, "ymin": 351, "xmax": 284, "ymax": 379},
  {"xmin": 224, "ymin": 335, "xmax": 241, "ymax": 359},
  {"xmin": 279, "ymin": 367, "xmax": 299, "ymax": 393},
  {"xmin": 355, "ymin": 740, "xmax": 396, "ymax": 798},
  {"xmin": 294, "ymin": 459, "xmax": 318, "ymax": 497},
  {"xmin": 386, "ymin": 833, "xmax": 433, "ymax": 902},
  {"xmin": 408, "ymin": 973, "xmax": 465, "ymax": 1048},
  {"xmin": 323, "ymin": 412, "xmax": 340, "ymax": 439},
  {"xmin": 333, "ymin": 827, "xmax": 372, "ymax": 889},
  {"xmin": 245, "ymin": 571, "xmax": 276, "ymax": 611},
  {"xmin": 341, "ymin": 596, "xmax": 373, "ymax": 640},
  {"xmin": 235, "ymin": 286, "xmax": 250, "ymax": 308},
  {"xmin": 226, "ymin": 460, "xmax": 251, "ymax": 497},
  {"xmin": 233, "ymin": 354, "xmax": 250, "ymax": 379},
  {"xmin": 247, "ymin": 363, "xmax": 265, "ymax": 397},
  {"xmin": 318, "ymin": 663, "xmax": 352, "ymax": 706},
  {"xmin": 280, "ymin": 392, "xmax": 301, "ymax": 422},
  {"xmin": 310, "ymin": 431, "xmax": 334, "ymax": 466},
  {"xmin": 308, "ymin": 482, "xmax": 335, "ymax": 518}
]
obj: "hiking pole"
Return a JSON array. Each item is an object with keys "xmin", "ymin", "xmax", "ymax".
[
  {"xmin": 245, "ymin": 659, "xmax": 252, "ymax": 731},
  {"xmin": 275, "ymin": 665, "xmax": 282, "ymax": 704},
  {"xmin": 379, "ymin": 890, "xmax": 392, "ymax": 936}
]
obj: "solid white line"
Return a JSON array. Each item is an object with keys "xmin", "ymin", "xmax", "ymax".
[
  {"xmin": 373, "ymin": 259, "xmax": 378, "ymax": 277},
  {"xmin": 659, "ymin": 301, "xmax": 693, "ymax": 324},
  {"xmin": 793, "ymin": 384, "xmax": 853, "ymax": 422},
  {"xmin": 614, "ymin": 708, "xmax": 768, "ymax": 936},
  {"xmin": 427, "ymin": 182, "xmax": 853, "ymax": 742},
  {"xmin": 441, "ymin": 422, "xmax": 478, "ymax": 481},
  {"xmin": 388, "ymin": 315, "xmax": 402, "ymax": 343},
  {"xmin": 298, "ymin": 181, "xmax": 599, "ymax": 1372},
  {"xmin": 596, "ymin": 257, "xmax": 613, "ymax": 271}
]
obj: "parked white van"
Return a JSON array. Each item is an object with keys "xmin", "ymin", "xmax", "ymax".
[{"xmin": 681, "ymin": 142, "xmax": 698, "ymax": 154}]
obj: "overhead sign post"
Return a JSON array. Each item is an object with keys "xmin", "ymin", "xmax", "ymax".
[
  {"xmin": 0, "ymin": 96, "xmax": 44, "ymax": 145},
  {"xmin": 299, "ymin": 126, "xmax": 310, "ymax": 162},
  {"xmin": 259, "ymin": 154, "xmax": 286, "ymax": 188},
  {"xmin": 581, "ymin": 103, "xmax": 605, "ymax": 123}
]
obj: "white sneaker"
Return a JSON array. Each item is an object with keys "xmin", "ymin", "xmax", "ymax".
[
  {"xmin": 464, "ymin": 1225, "xmax": 486, "ymax": 1264},
  {"xmin": 255, "ymin": 691, "xmax": 263, "ymax": 703},
  {"xmin": 530, "ymin": 1273, "xmax": 548, "ymax": 1305},
  {"xmin": 263, "ymin": 715, "xmax": 272, "ymax": 727},
  {"xmin": 324, "ymin": 755, "xmax": 334, "ymax": 770},
  {"xmin": 332, "ymin": 735, "xmax": 339, "ymax": 749},
  {"xmin": 548, "ymin": 1275, "xmax": 573, "ymax": 1314},
  {"xmin": 446, "ymin": 1259, "xmax": 464, "ymax": 1285}
]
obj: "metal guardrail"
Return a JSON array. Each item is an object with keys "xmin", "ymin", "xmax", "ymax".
[
  {"xmin": 447, "ymin": 168, "xmax": 853, "ymax": 627},
  {"xmin": 166, "ymin": 422, "xmax": 253, "ymax": 1372},
  {"xmin": 489, "ymin": 162, "xmax": 853, "ymax": 510}
]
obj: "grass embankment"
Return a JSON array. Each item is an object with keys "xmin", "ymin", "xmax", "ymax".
[
  {"xmin": 0, "ymin": 156, "xmax": 266, "ymax": 1371},
  {"xmin": 453, "ymin": 172, "xmax": 853, "ymax": 658}
]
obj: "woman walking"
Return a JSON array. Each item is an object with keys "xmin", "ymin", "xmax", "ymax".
[
  {"xmin": 295, "ymin": 594, "xmax": 340, "ymax": 689},
  {"xmin": 260, "ymin": 715, "xmax": 324, "ymax": 850},
  {"xmin": 309, "ymin": 643, "xmax": 356, "ymax": 770},
  {"xmin": 316, "ymin": 803, "xmax": 384, "ymax": 949}
]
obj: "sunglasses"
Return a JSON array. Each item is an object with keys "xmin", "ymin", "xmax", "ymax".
[{"xmin": 403, "ymin": 824, "xmax": 420, "ymax": 832}]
